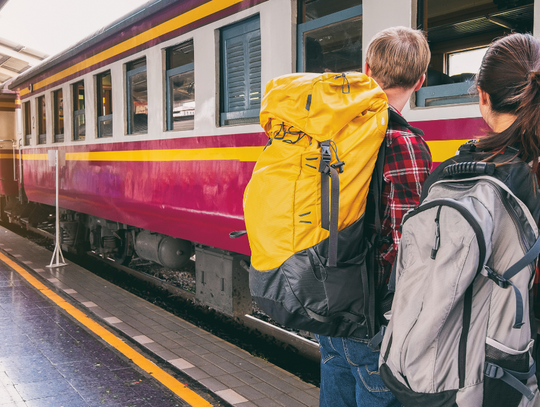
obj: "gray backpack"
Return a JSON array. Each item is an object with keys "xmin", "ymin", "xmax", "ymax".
[{"xmin": 379, "ymin": 146, "xmax": 540, "ymax": 407}]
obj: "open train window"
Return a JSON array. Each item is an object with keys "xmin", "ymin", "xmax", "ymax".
[
  {"xmin": 166, "ymin": 40, "xmax": 194, "ymax": 131},
  {"xmin": 53, "ymin": 89, "xmax": 64, "ymax": 143},
  {"xmin": 220, "ymin": 15, "xmax": 261, "ymax": 126},
  {"xmin": 297, "ymin": 0, "xmax": 362, "ymax": 73},
  {"xmin": 72, "ymin": 81, "xmax": 85, "ymax": 141},
  {"xmin": 96, "ymin": 71, "xmax": 112, "ymax": 138},
  {"xmin": 23, "ymin": 101, "xmax": 31, "ymax": 146},
  {"xmin": 37, "ymin": 96, "xmax": 46, "ymax": 145},
  {"xmin": 126, "ymin": 58, "xmax": 148, "ymax": 135},
  {"xmin": 417, "ymin": 0, "xmax": 534, "ymax": 107}
]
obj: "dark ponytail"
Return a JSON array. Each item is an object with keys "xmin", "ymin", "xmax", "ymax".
[{"xmin": 476, "ymin": 33, "xmax": 540, "ymax": 173}]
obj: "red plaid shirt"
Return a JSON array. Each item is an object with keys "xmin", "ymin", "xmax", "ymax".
[{"xmin": 374, "ymin": 111, "xmax": 432, "ymax": 287}]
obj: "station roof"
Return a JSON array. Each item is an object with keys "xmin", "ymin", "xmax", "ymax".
[{"xmin": 0, "ymin": 36, "xmax": 48, "ymax": 85}]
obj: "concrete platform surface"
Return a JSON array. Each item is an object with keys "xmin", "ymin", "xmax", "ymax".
[{"xmin": 0, "ymin": 226, "xmax": 319, "ymax": 407}]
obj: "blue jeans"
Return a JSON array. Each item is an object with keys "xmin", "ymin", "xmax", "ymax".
[{"xmin": 316, "ymin": 335, "xmax": 400, "ymax": 407}]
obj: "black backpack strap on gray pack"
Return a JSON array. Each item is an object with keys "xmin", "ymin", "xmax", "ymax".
[
  {"xmin": 368, "ymin": 108, "xmax": 421, "ymax": 350},
  {"xmin": 484, "ymin": 361, "xmax": 536, "ymax": 401},
  {"xmin": 485, "ymin": 234, "xmax": 540, "ymax": 328}
]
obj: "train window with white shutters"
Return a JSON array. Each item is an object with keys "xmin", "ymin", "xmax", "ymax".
[
  {"xmin": 53, "ymin": 89, "xmax": 64, "ymax": 143},
  {"xmin": 126, "ymin": 58, "xmax": 148, "ymax": 135},
  {"xmin": 297, "ymin": 0, "xmax": 362, "ymax": 73},
  {"xmin": 37, "ymin": 96, "xmax": 46, "ymax": 145},
  {"xmin": 96, "ymin": 71, "xmax": 112, "ymax": 138},
  {"xmin": 72, "ymin": 81, "xmax": 85, "ymax": 141},
  {"xmin": 23, "ymin": 101, "xmax": 31, "ymax": 146},
  {"xmin": 416, "ymin": 0, "xmax": 534, "ymax": 107},
  {"xmin": 220, "ymin": 15, "xmax": 261, "ymax": 126},
  {"xmin": 166, "ymin": 41, "xmax": 194, "ymax": 131}
]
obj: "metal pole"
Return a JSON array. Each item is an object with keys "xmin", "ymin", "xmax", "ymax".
[{"xmin": 48, "ymin": 150, "xmax": 66, "ymax": 268}]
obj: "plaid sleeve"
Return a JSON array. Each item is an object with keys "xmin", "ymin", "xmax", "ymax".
[{"xmin": 380, "ymin": 129, "xmax": 432, "ymax": 267}]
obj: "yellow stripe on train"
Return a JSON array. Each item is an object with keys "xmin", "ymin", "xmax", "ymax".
[
  {"xmin": 20, "ymin": 0, "xmax": 243, "ymax": 96},
  {"xmin": 20, "ymin": 146, "xmax": 264, "ymax": 162},
  {"xmin": 426, "ymin": 139, "xmax": 469, "ymax": 163},
  {"xmin": 14, "ymin": 140, "xmax": 464, "ymax": 164}
]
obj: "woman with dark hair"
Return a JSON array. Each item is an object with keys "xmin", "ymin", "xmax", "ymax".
[
  {"xmin": 475, "ymin": 33, "xmax": 540, "ymax": 174},
  {"xmin": 379, "ymin": 33, "xmax": 540, "ymax": 406}
]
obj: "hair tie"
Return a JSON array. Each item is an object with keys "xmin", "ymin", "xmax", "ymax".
[{"xmin": 529, "ymin": 70, "xmax": 540, "ymax": 86}]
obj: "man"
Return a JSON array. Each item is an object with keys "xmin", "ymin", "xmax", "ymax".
[{"xmin": 317, "ymin": 27, "xmax": 433, "ymax": 407}]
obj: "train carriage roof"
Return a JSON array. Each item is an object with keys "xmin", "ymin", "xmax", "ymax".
[{"xmin": 9, "ymin": 0, "xmax": 176, "ymax": 89}]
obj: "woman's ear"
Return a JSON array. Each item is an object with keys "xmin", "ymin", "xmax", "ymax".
[{"xmin": 478, "ymin": 87, "xmax": 491, "ymax": 109}]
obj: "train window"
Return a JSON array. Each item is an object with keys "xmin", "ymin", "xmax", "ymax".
[
  {"xmin": 297, "ymin": 0, "xmax": 362, "ymax": 73},
  {"xmin": 53, "ymin": 89, "xmax": 64, "ymax": 143},
  {"xmin": 96, "ymin": 71, "xmax": 112, "ymax": 138},
  {"xmin": 72, "ymin": 81, "xmax": 85, "ymax": 141},
  {"xmin": 417, "ymin": 0, "xmax": 534, "ymax": 107},
  {"xmin": 37, "ymin": 96, "xmax": 46, "ymax": 145},
  {"xmin": 447, "ymin": 47, "xmax": 488, "ymax": 77},
  {"xmin": 23, "ymin": 101, "xmax": 31, "ymax": 146},
  {"xmin": 220, "ymin": 16, "xmax": 261, "ymax": 126},
  {"xmin": 126, "ymin": 58, "xmax": 148, "ymax": 135},
  {"xmin": 166, "ymin": 41, "xmax": 194, "ymax": 131}
]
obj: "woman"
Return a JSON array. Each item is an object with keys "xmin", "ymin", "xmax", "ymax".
[
  {"xmin": 379, "ymin": 33, "xmax": 540, "ymax": 407},
  {"xmin": 476, "ymin": 33, "xmax": 540, "ymax": 176}
]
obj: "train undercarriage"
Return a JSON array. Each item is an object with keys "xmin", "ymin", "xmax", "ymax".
[{"xmin": 2, "ymin": 197, "xmax": 194, "ymax": 270}]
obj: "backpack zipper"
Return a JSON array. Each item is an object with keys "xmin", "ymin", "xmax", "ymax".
[{"xmin": 430, "ymin": 206, "xmax": 442, "ymax": 260}]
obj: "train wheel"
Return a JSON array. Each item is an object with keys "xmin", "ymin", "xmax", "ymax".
[{"xmin": 114, "ymin": 230, "xmax": 133, "ymax": 266}]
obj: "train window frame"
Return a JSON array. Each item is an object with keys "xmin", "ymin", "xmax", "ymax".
[
  {"xmin": 72, "ymin": 80, "xmax": 85, "ymax": 141},
  {"xmin": 23, "ymin": 101, "xmax": 31, "ymax": 146},
  {"xmin": 219, "ymin": 15, "xmax": 261, "ymax": 127},
  {"xmin": 165, "ymin": 40, "xmax": 195, "ymax": 132},
  {"xmin": 96, "ymin": 71, "xmax": 113, "ymax": 138},
  {"xmin": 296, "ymin": 3, "xmax": 363, "ymax": 73},
  {"xmin": 126, "ymin": 58, "xmax": 148, "ymax": 135},
  {"xmin": 37, "ymin": 96, "xmax": 46, "ymax": 145},
  {"xmin": 53, "ymin": 89, "xmax": 64, "ymax": 143},
  {"xmin": 416, "ymin": 0, "xmax": 534, "ymax": 108}
]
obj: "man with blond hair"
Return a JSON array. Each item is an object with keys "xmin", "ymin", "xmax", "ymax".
[{"xmin": 316, "ymin": 26, "xmax": 432, "ymax": 407}]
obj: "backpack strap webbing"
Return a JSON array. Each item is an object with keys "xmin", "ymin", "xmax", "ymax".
[
  {"xmin": 484, "ymin": 362, "xmax": 536, "ymax": 401},
  {"xmin": 486, "ymin": 234, "xmax": 540, "ymax": 329},
  {"xmin": 319, "ymin": 141, "xmax": 341, "ymax": 267}
]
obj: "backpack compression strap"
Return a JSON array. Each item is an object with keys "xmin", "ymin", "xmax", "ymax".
[
  {"xmin": 319, "ymin": 141, "xmax": 342, "ymax": 267},
  {"xmin": 485, "ymin": 234, "xmax": 540, "ymax": 328},
  {"xmin": 485, "ymin": 362, "xmax": 536, "ymax": 401},
  {"xmin": 318, "ymin": 109, "xmax": 421, "ymax": 269}
]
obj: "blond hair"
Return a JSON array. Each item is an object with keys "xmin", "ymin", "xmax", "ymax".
[{"xmin": 365, "ymin": 26, "xmax": 430, "ymax": 90}]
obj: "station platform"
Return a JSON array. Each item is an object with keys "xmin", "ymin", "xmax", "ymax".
[{"xmin": 0, "ymin": 226, "xmax": 320, "ymax": 407}]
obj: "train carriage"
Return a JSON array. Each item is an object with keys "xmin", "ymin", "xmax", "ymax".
[{"xmin": 1, "ymin": 0, "xmax": 538, "ymax": 313}]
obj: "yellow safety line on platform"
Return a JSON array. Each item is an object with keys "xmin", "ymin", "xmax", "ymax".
[{"xmin": 0, "ymin": 252, "xmax": 213, "ymax": 407}]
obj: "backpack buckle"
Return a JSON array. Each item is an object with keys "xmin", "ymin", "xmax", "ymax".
[
  {"xmin": 320, "ymin": 143, "xmax": 332, "ymax": 163},
  {"xmin": 485, "ymin": 266, "xmax": 509, "ymax": 288},
  {"xmin": 484, "ymin": 362, "xmax": 504, "ymax": 379}
]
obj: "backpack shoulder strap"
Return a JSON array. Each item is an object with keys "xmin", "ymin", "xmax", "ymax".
[{"xmin": 387, "ymin": 108, "xmax": 424, "ymax": 136}]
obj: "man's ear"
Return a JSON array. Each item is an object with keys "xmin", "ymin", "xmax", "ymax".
[
  {"xmin": 364, "ymin": 62, "xmax": 372, "ymax": 77},
  {"xmin": 413, "ymin": 73, "xmax": 426, "ymax": 91}
]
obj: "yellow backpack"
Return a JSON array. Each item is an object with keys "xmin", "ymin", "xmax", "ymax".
[{"xmin": 243, "ymin": 72, "xmax": 412, "ymax": 338}]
